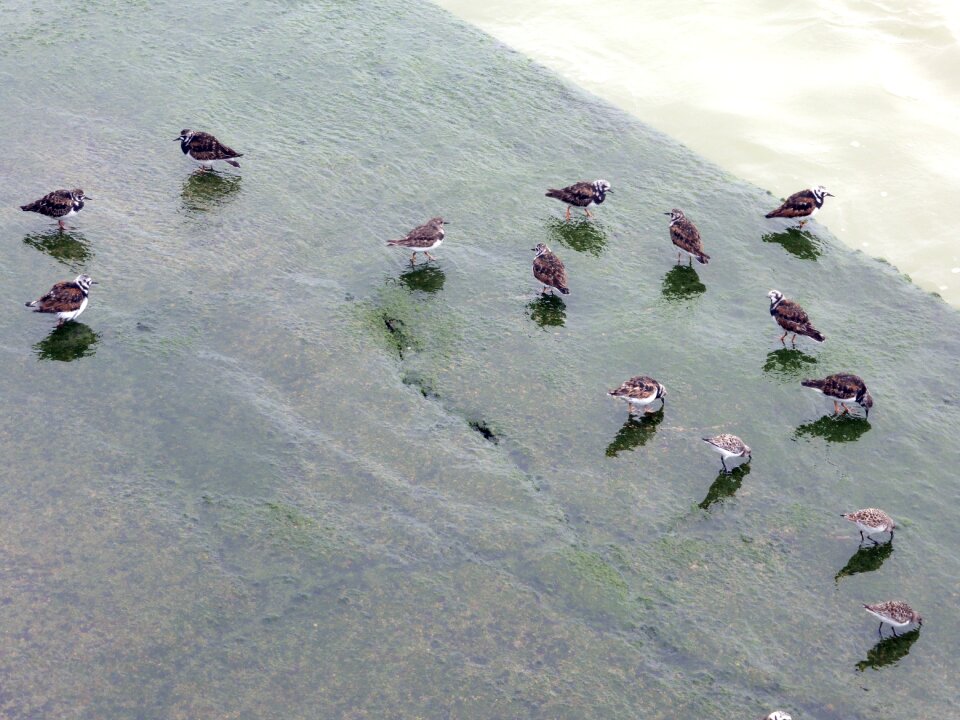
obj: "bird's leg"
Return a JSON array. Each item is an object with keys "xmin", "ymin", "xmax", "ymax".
[
  {"xmin": 892, "ymin": 627, "xmax": 899, "ymax": 638},
  {"xmin": 797, "ymin": 220, "xmax": 807, "ymax": 229},
  {"xmin": 790, "ymin": 333, "xmax": 797, "ymax": 346},
  {"xmin": 841, "ymin": 404, "xmax": 851, "ymax": 415},
  {"xmin": 859, "ymin": 530, "xmax": 865, "ymax": 543},
  {"xmin": 688, "ymin": 255, "xmax": 693, "ymax": 267},
  {"xmin": 878, "ymin": 623, "xmax": 884, "ymax": 637},
  {"xmin": 779, "ymin": 330, "xmax": 788, "ymax": 344},
  {"xmin": 424, "ymin": 251, "xmax": 436, "ymax": 261},
  {"xmin": 833, "ymin": 400, "xmax": 841, "ymax": 415},
  {"xmin": 564, "ymin": 206, "xmax": 571, "ymax": 221},
  {"xmin": 409, "ymin": 252, "xmax": 417, "ymax": 265},
  {"xmin": 870, "ymin": 536, "xmax": 879, "ymax": 546},
  {"xmin": 58, "ymin": 219, "xmax": 67, "ymax": 231},
  {"xmin": 584, "ymin": 208, "xmax": 593, "ymax": 218},
  {"xmin": 721, "ymin": 457, "xmax": 728, "ymax": 473}
]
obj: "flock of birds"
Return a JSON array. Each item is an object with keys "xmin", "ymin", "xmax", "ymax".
[{"xmin": 17, "ymin": 130, "xmax": 920, "ymax": 720}]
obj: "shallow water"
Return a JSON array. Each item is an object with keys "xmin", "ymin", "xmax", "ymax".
[
  {"xmin": 435, "ymin": 0, "xmax": 960, "ymax": 305},
  {"xmin": 1, "ymin": 1, "xmax": 959, "ymax": 718}
]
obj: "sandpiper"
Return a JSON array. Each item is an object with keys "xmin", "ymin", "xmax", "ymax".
[
  {"xmin": 386, "ymin": 217, "xmax": 446, "ymax": 264},
  {"xmin": 25, "ymin": 274, "xmax": 97, "ymax": 326},
  {"xmin": 665, "ymin": 209, "xmax": 709, "ymax": 265},
  {"xmin": 863, "ymin": 601, "xmax": 922, "ymax": 637},
  {"xmin": 175, "ymin": 129, "xmax": 243, "ymax": 170},
  {"xmin": 20, "ymin": 188, "xmax": 89, "ymax": 230},
  {"xmin": 768, "ymin": 290, "xmax": 825, "ymax": 344},
  {"xmin": 842, "ymin": 508, "xmax": 896, "ymax": 545},
  {"xmin": 702, "ymin": 434, "xmax": 752, "ymax": 473},
  {"xmin": 761, "ymin": 713, "xmax": 793, "ymax": 720},
  {"xmin": 608, "ymin": 376, "xmax": 666, "ymax": 416},
  {"xmin": 531, "ymin": 243, "xmax": 570, "ymax": 295},
  {"xmin": 765, "ymin": 185, "xmax": 833, "ymax": 228},
  {"xmin": 801, "ymin": 373, "xmax": 872, "ymax": 417},
  {"xmin": 545, "ymin": 179, "xmax": 611, "ymax": 220}
]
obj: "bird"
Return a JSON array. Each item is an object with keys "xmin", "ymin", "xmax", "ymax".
[
  {"xmin": 545, "ymin": 179, "xmax": 612, "ymax": 220},
  {"xmin": 768, "ymin": 290, "xmax": 825, "ymax": 344},
  {"xmin": 801, "ymin": 373, "xmax": 872, "ymax": 417},
  {"xmin": 175, "ymin": 129, "xmax": 243, "ymax": 170},
  {"xmin": 608, "ymin": 376, "xmax": 666, "ymax": 416},
  {"xmin": 20, "ymin": 188, "xmax": 89, "ymax": 231},
  {"xmin": 386, "ymin": 217, "xmax": 446, "ymax": 264},
  {"xmin": 531, "ymin": 243, "xmax": 570, "ymax": 295},
  {"xmin": 863, "ymin": 601, "xmax": 922, "ymax": 637},
  {"xmin": 842, "ymin": 508, "xmax": 896, "ymax": 545},
  {"xmin": 665, "ymin": 208, "xmax": 709, "ymax": 265},
  {"xmin": 25, "ymin": 274, "xmax": 97, "ymax": 326},
  {"xmin": 702, "ymin": 434, "xmax": 751, "ymax": 473},
  {"xmin": 761, "ymin": 713, "xmax": 792, "ymax": 720},
  {"xmin": 765, "ymin": 185, "xmax": 833, "ymax": 228}
]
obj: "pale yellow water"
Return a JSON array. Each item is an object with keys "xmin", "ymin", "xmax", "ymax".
[{"xmin": 435, "ymin": 0, "xmax": 960, "ymax": 304}]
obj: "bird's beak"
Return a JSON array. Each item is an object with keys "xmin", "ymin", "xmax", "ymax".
[
  {"xmin": 91, "ymin": 280, "xmax": 99, "ymax": 285},
  {"xmin": 530, "ymin": 247, "xmax": 537, "ymax": 251},
  {"xmin": 606, "ymin": 189, "xmax": 613, "ymax": 193},
  {"xmin": 173, "ymin": 137, "xmax": 183, "ymax": 141},
  {"xmin": 825, "ymin": 192, "xmax": 835, "ymax": 197},
  {"xmin": 84, "ymin": 196, "xmax": 93, "ymax": 200}
]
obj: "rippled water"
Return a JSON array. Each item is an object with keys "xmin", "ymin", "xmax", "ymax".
[
  {"xmin": 1, "ymin": 1, "xmax": 958, "ymax": 718},
  {"xmin": 435, "ymin": 0, "xmax": 960, "ymax": 305}
]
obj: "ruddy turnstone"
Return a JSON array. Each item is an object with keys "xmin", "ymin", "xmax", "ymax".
[
  {"xmin": 608, "ymin": 376, "xmax": 666, "ymax": 416},
  {"xmin": 765, "ymin": 185, "xmax": 833, "ymax": 228},
  {"xmin": 545, "ymin": 179, "xmax": 611, "ymax": 220},
  {"xmin": 842, "ymin": 508, "xmax": 896, "ymax": 544},
  {"xmin": 531, "ymin": 243, "xmax": 570, "ymax": 295},
  {"xmin": 665, "ymin": 209, "xmax": 709, "ymax": 265},
  {"xmin": 768, "ymin": 290, "xmax": 825, "ymax": 344},
  {"xmin": 386, "ymin": 217, "xmax": 446, "ymax": 264},
  {"xmin": 175, "ymin": 129, "xmax": 243, "ymax": 170},
  {"xmin": 863, "ymin": 601, "xmax": 922, "ymax": 637},
  {"xmin": 20, "ymin": 188, "xmax": 89, "ymax": 230},
  {"xmin": 761, "ymin": 712, "xmax": 793, "ymax": 720},
  {"xmin": 801, "ymin": 373, "xmax": 872, "ymax": 417},
  {"xmin": 702, "ymin": 433, "xmax": 751, "ymax": 473},
  {"xmin": 25, "ymin": 274, "xmax": 96, "ymax": 326}
]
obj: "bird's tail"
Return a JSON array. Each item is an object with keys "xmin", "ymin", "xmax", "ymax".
[
  {"xmin": 225, "ymin": 159, "xmax": 241, "ymax": 168},
  {"xmin": 765, "ymin": 209, "xmax": 784, "ymax": 219},
  {"xmin": 807, "ymin": 327, "xmax": 826, "ymax": 342},
  {"xmin": 20, "ymin": 202, "xmax": 36, "ymax": 212},
  {"xmin": 545, "ymin": 189, "xmax": 563, "ymax": 199},
  {"xmin": 557, "ymin": 286, "xmax": 570, "ymax": 295},
  {"xmin": 24, "ymin": 300, "xmax": 37, "ymax": 308},
  {"xmin": 801, "ymin": 378, "xmax": 826, "ymax": 390},
  {"xmin": 386, "ymin": 239, "xmax": 401, "ymax": 246},
  {"xmin": 696, "ymin": 251, "xmax": 710, "ymax": 264}
]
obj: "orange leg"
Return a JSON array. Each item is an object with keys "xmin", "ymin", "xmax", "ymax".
[
  {"xmin": 564, "ymin": 206, "xmax": 572, "ymax": 221},
  {"xmin": 584, "ymin": 208, "xmax": 594, "ymax": 218},
  {"xmin": 833, "ymin": 400, "xmax": 841, "ymax": 415},
  {"xmin": 779, "ymin": 330, "xmax": 789, "ymax": 343}
]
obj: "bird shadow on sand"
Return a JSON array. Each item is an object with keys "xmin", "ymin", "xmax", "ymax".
[
  {"xmin": 545, "ymin": 217, "xmax": 607, "ymax": 256},
  {"xmin": 835, "ymin": 541, "xmax": 894, "ymax": 583},
  {"xmin": 795, "ymin": 414, "xmax": 872, "ymax": 443},
  {"xmin": 23, "ymin": 229, "xmax": 92, "ymax": 268},
  {"xmin": 396, "ymin": 264, "xmax": 445, "ymax": 294},
  {"xmin": 528, "ymin": 294, "xmax": 566, "ymax": 329},
  {"xmin": 661, "ymin": 265, "xmax": 706, "ymax": 302},
  {"xmin": 762, "ymin": 347, "xmax": 818, "ymax": 380},
  {"xmin": 855, "ymin": 629, "xmax": 920, "ymax": 672},
  {"xmin": 762, "ymin": 228, "xmax": 823, "ymax": 260},
  {"xmin": 698, "ymin": 462, "xmax": 751, "ymax": 510},
  {"xmin": 33, "ymin": 322, "xmax": 100, "ymax": 362},
  {"xmin": 605, "ymin": 410, "xmax": 664, "ymax": 457},
  {"xmin": 181, "ymin": 171, "xmax": 242, "ymax": 213}
]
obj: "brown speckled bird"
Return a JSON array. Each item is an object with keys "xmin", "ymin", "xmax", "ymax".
[
  {"xmin": 608, "ymin": 375, "xmax": 666, "ymax": 416},
  {"xmin": 765, "ymin": 185, "xmax": 833, "ymax": 228},
  {"xmin": 863, "ymin": 601, "xmax": 922, "ymax": 637},
  {"xmin": 20, "ymin": 188, "xmax": 89, "ymax": 230},
  {"xmin": 841, "ymin": 508, "xmax": 895, "ymax": 544},
  {"xmin": 386, "ymin": 217, "xmax": 446, "ymax": 264},
  {"xmin": 665, "ymin": 208, "xmax": 709, "ymax": 265},
  {"xmin": 545, "ymin": 179, "xmax": 611, "ymax": 220},
  {"xmin": 25, "ymin": 274, "xmax": 97, "ymax": 326},
  {"xmin": 531, "ymin": 243, "xmax": 569, "ymax": 295},
  {"xmin": 801, "ymin": 373, "xmax": 872, "ymax": 417},
  {"xmin": 768, "ymin": 290, "xmax": 825, "ymax": 344},
  {"xmin": 175, "ymin": 129, "xmax": 243, "ymax": 170}
]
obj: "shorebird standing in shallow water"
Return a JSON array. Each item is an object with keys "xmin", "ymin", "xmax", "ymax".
[
  {"xmin": 20, "ymin": 188, "xmax": 90, "ymax": 231},
  {"xmin": 545, "ymin": 179, "xmax": 611, "ymax": 220},
  {"xmin": 702, "ymin": 434, "xmax": 751, "ymax": 473},
  {"xmin": 531, "ymin": 243, "xmax": 570, "ymax": 295},
  {"xmin": 608, "ymin": 376, "xmax": 666, "ymax": 416},
  {"xmin": 801, "ymin": 373, "xmax": 872, "ymax": 417},
  {"xmin": 760, "ymin": 713, "xmax": 793, "ymax": 720},
  {"xmin": 768, "ymin": 290, "xmax": 825, "ymax": 345},
  {"xmin": 863, "ymin": 601, "xmax": 922, "ymax": 637},
  {"xmin": 665, "ymin": 208, "xmax": 710, "ymax": 266},
  {"xmin": 842, "ymin": 508, "xmax": 896, "ymax": 545},
  {"xmin": 386, "ymin": 217, "xmax": 446, "ymax": 264},
  {"xmin": 765, "ymin": 185, "xmax": 833, "ymax": 228},
  {"xmin": 25, "ymin": 274, "xmax": 97, "ymax": 326},
  {"xmin": 175, "ymin": 129, "xmax": 243, "ymax": 171}
]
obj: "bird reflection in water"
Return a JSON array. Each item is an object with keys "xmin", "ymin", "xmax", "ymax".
[
  {"xmin": 661, "ymin": 264, "xmax": 706, "ymax": 301},
  {"xmin": 855, "ymin": 629, "xmax": 920, "ymax": 672},
  {"xmin": 545, "ymin": 217, "xmax": 607, "ymax": 256},
  {"xmin": 762, "ymin": 347, "xmax": 817, "ymax": 379},
  {"xmin": 23, "ymin": 229, "xmax": 92, "ymax": 267},
  {"xmin": 605, "ymin": 410, "xmax": 663, "ymax": 457},
  {"xmin": 528, "ymin": 294, "xmax": 566, "ymax": 329},
  {"xmin": 398, "ymin": 264, "xmax": 445, "ymax": 294},
  {"xmin": 181, "ymin": 171, "xmax": 242, "ymax": 213},
  {"xmin": 699, "ymin": 463, "xmax": 751, "ymax": 509},
  {"xmin": 795, "ymin": 415, "xmax": 872, "ymax": 443},
  {"xmin": 33, "ymin": 322, "xmax": 100, "ymax": 362},
  {"xmin": 762, "ymin": 228, "xmax": 823, "ymax": 261},
  {"xmin": 835, "ymin": 541, "xmax": 893, "ymax": 583}
]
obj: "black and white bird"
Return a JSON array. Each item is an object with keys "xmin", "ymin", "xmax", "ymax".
[
  {"xmin": 545, "ymin": 179, "xmax": 612, "ymax": 220},
  {"xmin": 702, "ymin": 433, "xmax": 752, "ymax": 473},
  {"xmin": 863, "ymin": 601, "xmax": 922, "ymax": 638},
  {"xmin": 175, "ymin": 129, "xmax": 243, "ymax": 170},
  {"xmin": 665, "ymin": 209, "xmax": 709, "ymax": 265},
  {"xmin": 765, "ymin": 185, "xmax": 833, "ymax": 228},
  {"xmin": 20, "ymin": 188, "xmax": 89, "ymax": 230},
  {"xmin": 842, "ymin": 508, "xmax": 896, "ymax": 545},
  {"xmin": 531, "ymin": 243, "xmax": 570, "ymax": 295},
  {"xmin": 768, "ymin": 290, "xmax": 825, "ymax": 344},
  {"xmin": 801, "ymin": 373, "xmax": 872, "ymax": 417},
  {"xmin": 25, "ymin": 274, "xmax": 97, "ymax": 325},
  {"xmin": 608, "ymin": 375, "xmax": 666, "ymax": 416},
  {"xmin": 386, "ymin": 217, "xmax": 446, "ymax": 264}
]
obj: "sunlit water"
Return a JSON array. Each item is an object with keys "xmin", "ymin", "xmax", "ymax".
[
  {"xmin": 435, "ymin": 0, "xmax": 960, "ymax": 305},
  {"xmin": 1, "ymin": 1, "xmax": 959, "ymax": 718}
]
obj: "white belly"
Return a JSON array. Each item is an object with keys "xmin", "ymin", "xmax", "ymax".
[
  {"xmin": 856, "ymin": 521, "xmax": 887, "ymax": 534},
  {"xmin": 57, "ymin": 297, "xmax": 88, "ymax": 322},
  {"xmin": 625, "ymin": 395, "xmax": 657, "ymax": 407},
  {"xmin": 415, "ymin": 239, "xmax": 442, "ymax": 251},
  {"xmin": 864, "ymin": 608, "xmax": 911, "ymax": 628}
]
